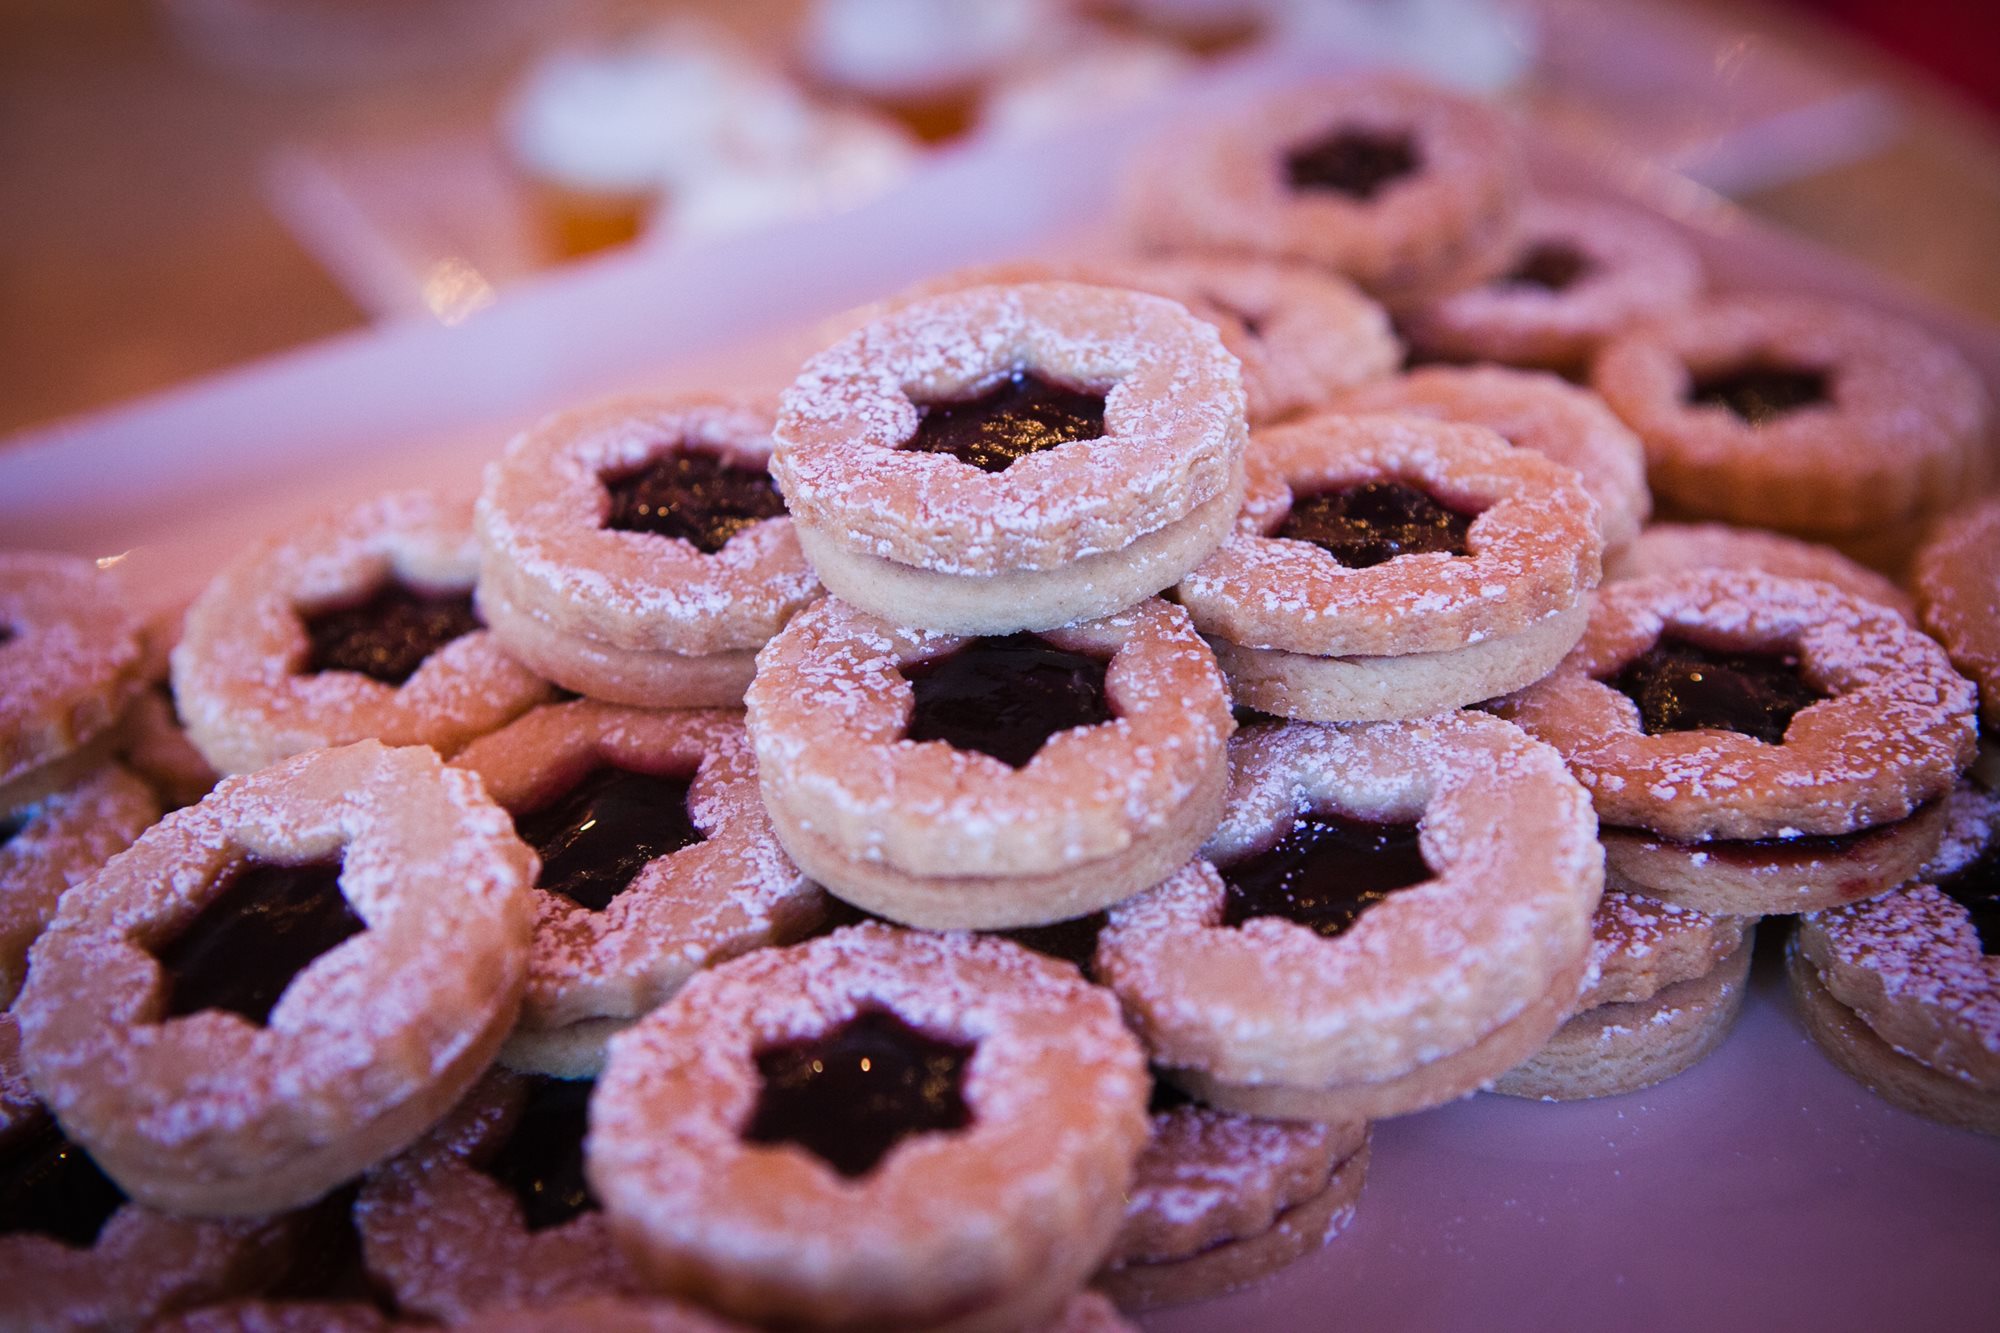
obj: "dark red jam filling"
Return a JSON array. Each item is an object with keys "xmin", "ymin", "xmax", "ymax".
[
  {"xmin": 1501, "ymin": 242, "xmax": 1592, "ymax": 293},
  {"xmin": 999, "ymin": 911, "xmax": 1108, "ymax": 973},
  {"xmin": 1284, "ymin": 128, "xmax": 1420, "ymax": 201},
  {"xmin": 1219, "ymin": 812, "xmax": 1431, "ymax": 939},
  {"xmin": 0, "ymin": 625, "xmax": 12, "ymax": 648},
  {"xmin": 481, "ymin": 1076, "xmax": 597, "ymax": 1231},
  {"xmin": 513, "ymin": 766, "xmax": 703, "ymax": 913},
  {"xmin": 1277, "ymin": 480, "xmax": 1475, "ymax": 569},
  {"xmin": 1689, "ymin": 365, "xmax": 1829, "ymax": 425},
  {"xmin": 1937, "ymin": 835, "xmax": 2000, "ymax": 955},
  {"xmin": 902, "ymin": 370, "xmax": 1106, "ymax": 474},
  {"xmin": 744, "ymin": 1008, "xmax": 973, "ymax": 1178},
  {"xmin": 262, "ymin": 1184, "xmax": 391, "ymax": 1308},
  {"xmin": 0, "ymin": 1114, "xmax": 127, "ymax": 1246},
  {"xmin": 1232, "ymin": 704, "xmax": 1285, "ymax": 729},
  {"xmin": 154, "ymin": 856, "xmax": 364, "ymax": 1025},
  {"xmin": 1607, "ymin": 635, "xmax": 1826, "ymax": 745},
  {"xmin": 303, "ymin": 582, "xmax": 481, "ymax": 686},
  {"xmin": 602, "ymin": 450, "xmax": 788, "ymax": 554},
  {"xmin": 1146, "ymin": 1072, "xmax": 1195, "ymax": 1115},
  {"xmin": 903, "ymin": 633, "xmax": 1114, "ymax": 769}
]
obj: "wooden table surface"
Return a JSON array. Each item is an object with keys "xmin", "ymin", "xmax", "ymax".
[{"xmin": 3, "ymin": 0, "xmax": 1997, "ymax": 443}]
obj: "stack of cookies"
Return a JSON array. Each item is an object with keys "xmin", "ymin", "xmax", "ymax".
[{"xmin": 2, "ymin": 70, "xmax": 1997, "ymax": 1331}]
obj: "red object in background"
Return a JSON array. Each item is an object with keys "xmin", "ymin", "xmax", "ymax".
[{"xmin": 1786, "ymin": 0, "xmax": 2000, "ymax": 111}]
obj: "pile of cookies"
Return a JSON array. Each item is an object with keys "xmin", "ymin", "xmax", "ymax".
[{"xmin": 2, "ymin": 72, "xmax": 1997, "ymax": 1332}]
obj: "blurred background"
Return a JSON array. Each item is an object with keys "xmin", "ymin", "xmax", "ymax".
[{"xmin": 3, "ymin": 0, "xmax": 1997, "ymax": 439}]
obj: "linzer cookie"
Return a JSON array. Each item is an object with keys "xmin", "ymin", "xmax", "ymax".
[
  {"xmin": 356, "ymin": 1068, "xmax": 636, "ymax": 1320},
  {"xmin": 1493, "ymin": 570, "xmax": 1977, "ymax": 915},
  {"xmin": 1399, "ymin": 195, "xmax": 1702, "ymax": 372},
  {"xmin": 586, "ymin": 925, "xmax": 1150, "ymax": 1331},
  {"xmin": 0, "ymin": 551, "xmax": 148, "ymax": 809},
  {"xmin": 1096, "ymin": 714, "xmax": 1601, "ymax": 1121},
  {"xmin": 450, "ymin": 701, "xmax": 823, "ymax": 1076},
  {"xmin": 1175, "ymin": 413, "xmax": 1601, "ymax": 722},
  {"xmin": 1126, "ymin": 74, "xmax": 1524, "ymax": 304},
  {"xmin": 1, "ymin": 762, "xmax": 157, "ymax": 1005},
  {"xmin": 1914, "ymin": 496, "xmax": 2000, "ymax": 728},
  {"xmin": 1591, "ymin": 294, "xmax": 1990, "ymax": 545},
  {"xmin": 476, "ymin": 397, "xmax": 820, "ymax": 708},
  {"xmin": 0, "ymin": 1013, "xmax": 301, "ymax": 1331},
  {"xmin": 894, "ymin": 255, "xmax": 1400, "ymax": 425},
  {"xmin": 1789, "ymin": 782, "xmax": 2000, "ymax": 1136},
  {"xmin": 772, "ymin": 281, "xmax": 1247, "ymax": 634},
  {"xmin": 172, "ymin": 491, "xmax": 552, "ymax": 775},
  {"xmin": 1609, "ymin": 522, "xmax": 1917, "ymax": 624},
  {"xmin": 1491, "ymin": 891, "xmax": 1753, "ymax": 1101},
  {"xmin": 745, "ymin": 596, "xmax": 1231, "ymax": 930},
  {"xmin": 16, "ymin": 741, "xmax": 534, "ymax": 1217},
  {"xmin": 1094, "ymin": 1079, "xmax": 1369, "ymax": 1308},
  {"xmin": 1332, "ymin": 363, "xmax": 1652, "ymax": 553}
]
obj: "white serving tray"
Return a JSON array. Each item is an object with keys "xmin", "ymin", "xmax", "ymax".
[{"xmin": 3, "ymin": 47, "xmax": 1997, "ymax": 1333}]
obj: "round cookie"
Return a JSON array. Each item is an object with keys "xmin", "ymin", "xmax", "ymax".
[
  {"xmin": 1914, "ymin": 496, "xmax": 2000, "ymax": 728},
  {"xmin": 1399, "ymin": 194, "xmax": 1702, "ymax": 371},
  {"xmin": 1493, "ymin": 570, "xmax": 1976, "ymax": 842},
  {"xmin": 16, "ymin": 741, "xmax": 535, "ymax": 1217},
  {"xmin": 1127, "ymin": 73, "xmax": 1525, "ymax": 304},
  {"xmin": 450, "ymin": 701, "xmax": 823, "ymax": 1076},
  {"xmin": 172, "ymin": 491, "xmax": 552, "ymax": 775},
  {"xmin": 1096, "ymin": 714, "xmax": 1602, "ymax": 1121},
  {"xmin": 0, "ymin": 551, "xmax": 148, "ymax": 809},
  {"xmin": 1591, "ymin": 294, "xmax": 1990, "ymax": 541},
  {"xmin": 773, "ymin": 281, "xmax": 1248, "ymax": 635},
  {"xmin": 1492, "ymin": 926, "xmax": 1753, "ymax": 1101},
  {"xmin": 745, "ymin": 596, "xmax": 1232, "ymax": 930},
  {"xmin": 586, "ymin": 925, "xmax": 1150, "ymax": 1331},
  {"xmin": 1175, "ymin": 412, "xmax": 1601, "ymax": 722},
  {"xmin": 1794, "ymin": 785, "xmax": 1998, "ymax": 1114},
  {"xmin": 475, "ymin": 397, "xmax": 820, "ymax": 708},
  {"xmin": 1332, "ymin": 363, "xmax": 1652, "ymax": 553},
  {"xmin": 1787, "ymin": 937, "xmax": 1998, "ymax": 1138}
]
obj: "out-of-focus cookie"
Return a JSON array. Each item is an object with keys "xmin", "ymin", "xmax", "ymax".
[
  {"xmin": 1914, "ymin": 496, "xmax": 2000, "ymax": 728},
  {"xmin": 1591, "ymin": 295, "xmax": 1989, "ymax": 548},
  {"xmin": 1127, "ymin": 74, "xmax": 1524, "ymax": 304},
  {"xmin": 0, "ymin": 552, "xmax": 148, "ymax": 810},
  {"xmin": 1, "ymin": 763, "xmax": 158, "ymax": 1006},
  {"xmin": 1399, "ymin": 195, "xmax": 1702, "ymax": 372}
]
